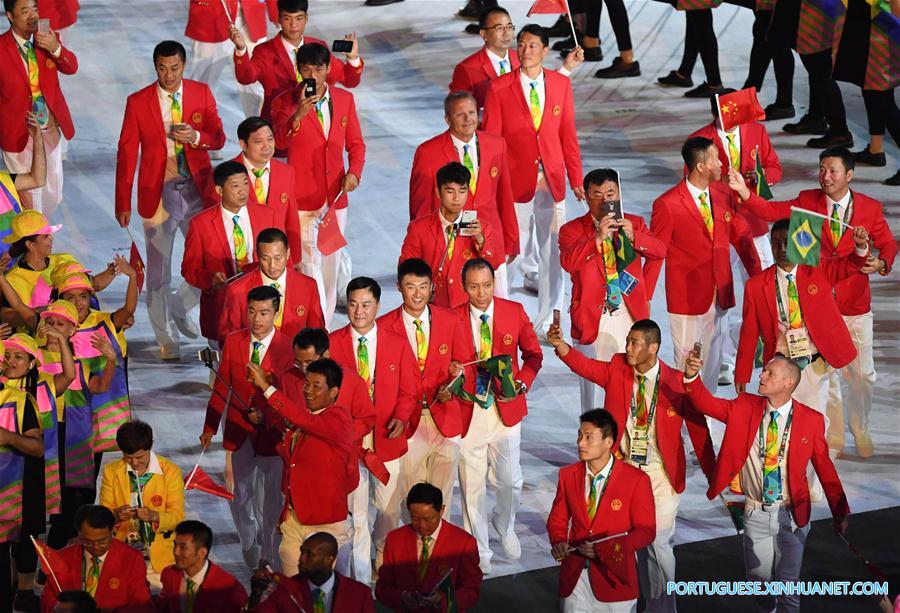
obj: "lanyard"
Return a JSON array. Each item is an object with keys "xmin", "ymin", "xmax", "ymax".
[
  {"xmin": 629, "ymin": 369, "xmax": 660, "ymax": 428},
  {"xmin": 757, "ymin": 409, "xmax": 793, "ymax": 466},
  {"xmin": 774, "ymin": 272, "xmax": 793, "ymax": 326},
  {"xmin": 830, "ymin": 194, "xmax": 853, "ymax": 229},
  {"xmin": 586, "ymin": 457, "xmax": 614, "ymax": 510}
]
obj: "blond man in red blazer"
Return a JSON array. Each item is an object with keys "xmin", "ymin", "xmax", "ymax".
[
  {"xmin": 115, "ymin": 40, "xmax": 225, "ymax": 360},
  {"xmin": 481, "ymin": 24, "xmax": 584, "ymax": 337},
  {"xmin": 1, "ymin": 0, "xmax": 77, "ymax": 216},
  {"xmin": 729, "ymin": 147, "xmax": 897, "ymax": 458},
  {"xmin": 271, "ymin": 42, "xmax": 365, "ymax": 323},
  {"xmin": 547, "ymin": 409, "xmax": 656, "ymax": 612},
  {"xmin": 683, "ymin": 354, "xmax": 850, "ymax": 613}
]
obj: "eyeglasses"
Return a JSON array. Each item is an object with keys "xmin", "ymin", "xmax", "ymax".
[{"xmin": 483, "ymin": 24, "xmax": 515, "ymax": 33}]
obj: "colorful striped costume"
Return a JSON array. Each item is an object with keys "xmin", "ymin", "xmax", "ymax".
[
  {"xmin": 5, "ymin": 253, "xmax": 78, "ymax": 309},
  {"xmin": 0, "ymin": 387, "xmax": 33, "ymax": 543},
  {"xmin": 0, "ymin": 173, "xmax": 23, "ymax": 258}
]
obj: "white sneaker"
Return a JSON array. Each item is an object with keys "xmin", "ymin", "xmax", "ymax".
[
  {"xmin": 523, "ymin": 271, "xmax": 539, "ymax": 293},
  {"xmin": 159, "ymin": 342, "xmax": 181, "ymax": 361},
  {"xmin": 479, "ymin": 559, "xmax": 492, "ymax": 575},
  {"xmin": 493, "ymin": 518, "xmax": 521, "ymax": 560}
]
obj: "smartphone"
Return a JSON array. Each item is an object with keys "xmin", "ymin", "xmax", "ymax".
[
  {"xmin": 553, "ymin": 309, "xmax": 561, "ymax": 328},
  {"xmin": 691, "ymin": 341, "xmax": 703, "ymax": 359},
  {"xmin": 331, "ymin": 39, "xmax": 353, "ymax": 54},
  {"xmin": 198, "ymin": 348, "xmax": 220, "ymax": 368},
  {"xmin": 601, "ymin": 199, "xmax": 623, "ymax": 220},
  {"xmin": 302, "ymin": 78, "xmax": 317, "ymax": 98},
  {"xmin": 37, "ymin": 18, "xmax": 50, "ymax": 34},
  {"xmin": 459, "ymin": 210, "xmax": 478, "ymax": 236}
]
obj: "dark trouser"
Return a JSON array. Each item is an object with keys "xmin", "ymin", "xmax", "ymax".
[
  {"xmin": 745, "ymin": 9, "xmax": 795, "ymax": 106},
  {"xmin": 585, "ymin": 0, "xmax": 633, "ymax": 50},
  {"xmin": 676, "ymin": 8, "xmax": 722, "ymax": 85},
  {"xmin": 1, "ymin": 542, "xmax": 11, "ymax": 612},
  {"xmin": 863, "ymin": 88, "xmax": 900, "ymax": 141},
  {"xmin": 47, "ymin": 487, "xmax": 96, "ymax": 549},
  {"xmin": 800, "ymin": 50, "xmax": 848, "ymax": 132}
]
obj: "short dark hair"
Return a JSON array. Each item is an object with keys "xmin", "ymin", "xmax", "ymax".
[
  {"xmin": 294, "ymin": 327, "xmax": 330, "ymax": 355},
  {"xmin": 307, "ymin": 358, "xmax": 343, "ymax": 390},
  {"xmin": 479, "ymin": 5, "xmax": 511, "ymax": 28},
  {"xmin": 116, "ymin": 420, "xmax": 153, "ymax": 454},
  {"xmin": 256, "ymin": 227, "xmax": 289, "ymax": 250},
  {"xmin": 819, "ymin": 147, "xmax": 855, "ymax": 172},
  {"xmin": 630, "ymin": 319, "xmax": 661, "ymax": 347},
  {"xmin": 708, "ymin": 88, "xmax": 737, "ymax": 118},
  {"xmin": 297, "ymin": 42, "xmax": 330, "ymax": 68},
  {"xmin": 406, "ymin": 482, "xmax": 443, "ymax": 512},
  {"xmin": 56, "ymin": 591, "xmax": 98, "ymax": 613},
  {"xmin": 580, "ymin": 409, "xmax": 618, "ymax": 442},
  {"xmin": 213, "ymin": 161, "xmax": 248, "ymax": 188},
  {"xmin": 444, "ymin": 90, "xmax": 478, "ymax": 117},
  {"xmin": 237, "ymin": 116, "xmax": 273, "ymax": 143},
  {"xmin": 682, "ymin": 136, "xmax": 715, "ymax": 170},
  {"xmin": 4, "ymin": 0, "xmax": 22, "ymax": 14},
  {"xmin": 75, "ymin": 505, "xmax": 115, "ymax": 532},
  {"xmin": 517, "ymin": 23, "xmax": 549, "ymax": 47},
  {"xmin": 175, "ymin": 520, "xmax": 213, "ymax": 552},
  {"xmin": 346, "ymin": 276, "xmax": 381, "ymax": 302},
  {"xmin": 153, "ymin": 40, "xmax": 187, "ymax": 64},
  {"xmin": 304, "ymin": 532, "xmax": 338, "ymax": 557},
  {"xmin": 462, "ymin": 257, "xmax": 494, "ymax": 284},
  {"xmin": 583, "ymin": 168, "xmax": 619, "ymax": 192},
  {"xmin": 277, "ymin": 0, "xmax": 308, "ymax": 14},
  {"xmin": 248, "ymin": 285, "xmax": 281, "ymax": 312},
  {"xmin": 398, "ymin": 258, "xmax": 433, "ymax": 282},
  {"xmin": 771, "ymin": 218, "xmax": 790, "ymax": 235},
  {"xmin": 436, "ymin": 162, "xmax": 471, "ymax": 190}
]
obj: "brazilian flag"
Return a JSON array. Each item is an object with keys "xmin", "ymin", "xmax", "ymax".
[
  {"xmin": 448, "ymin": 374, "xmax": 491, "ymax": 410},
  {"xmin": 755, "ymin": 152, "xmax": 773, "ymax": 200},
  {"xmin": 481, "ymin": 354, "xmax": 518, "ymax": 399},
  {"xmin": 787, "ymin": 209, "xmax": 822, "ymax": 266},
  {"xmin": 433, "ymin": 570, "xmax": 457, "ymax": 613}
]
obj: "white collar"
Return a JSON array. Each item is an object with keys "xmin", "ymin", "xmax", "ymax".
[
  {"xmin": 765, "ymin": 399, "xmax": 793, "ymax": 420},
  {"xmin": 157, "ymin": 82, "xmax": 184, "ymax": 100},
  {"xmin": 12, "ymin": 30, "xmax": 31, "ymax": 49},
  {"xmin": 126, "ymin": 451, "xmax": 163, "ymax": 477},
  {"xmin": 684, "ymin": 178, "xmax": 708, "ymax": 200},
  {"xmin": 633, "ymin": 359, "xmax": 660, "ymax": 381},
  {"xmin": 221, "ymin": 204, "xmax": 248, "ymax": 220},
  {"xmin": 827, "ymin": 190, "xmax": 851, "ymax": 210},
  {"xmin": 449, "ymin": 131, "xmax": 477, "ymax": 150},
  {"xmin": 281, "ymin": 33, "xmax": 305, "ymax": 51},
  {"xmin": 185, "ymin": 560, "xmax": 209, "ymax": 586},
  {"xmin": 775, "ymin": 264, "xmax": 799, "ymax": 281},
  {"xmin": 586, "ymin": 454, "xmax": 614, "ymax": 480},
  {"xmin": 469, "ymin": 300, "xmax": 494, "ymax": 320},
  {"xmin": 241, "ymin": 155, "xmax": 270, "ymax": 174},
  {"xmin": 308, "ymin": 571, "xmax": 335, "ymax": 596},
  {"xmin": 401, "ymin": 305, "xmax": 429, "ymax": 327},
  {"xmin": 519, "ymin": 67, "xmax": 545, "ymax": 88},
  {"xmin": 251, "ymin": 327, "xmax": 276, "ymax": 347},
  {"xmin": 261, "ymin": 268, "xmax": 287, "ymax": 288},
  {"xmin": 418, "ymin": 520, "xmax": 443, "ymax": 543},
  {"xmin": 84, "ymin": 548, "xmax": 110, "ymax": 564},
  {"xmin": 485, "ymin": 46, "xmax": 510, "ymax": 64},
  {"xmin": 351, "ymin": 323, "xmax": 377, "ymax": 342}
]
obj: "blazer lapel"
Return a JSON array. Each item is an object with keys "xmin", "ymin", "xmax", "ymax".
[
  {"xmin": 441, "ymin": 131, "xmax": 457, "ymax": 164},
  {"xmin": 512, "ymin": 72, "xmax": 537, "ymax": 134},
  {"xmin": 678, "ymin": 182, "xmax": 712, "ymax": 239},
  {"xmin": 588, "ymin": 460, "xmax": 614, "ymax": 532},
  {"xmin": 146, "ymin": 86, "xmax": 168, "ymax": 145},
  {"xmin": 275, "ymin": 36, "xmax": 296, "ymax": 80},
  {"xmin": 571, "ymin": 462, "xmax": 592, "ymax": 529},
  {"xmin": 762, "ymin": 267, "xmax": 778, "ymax": 324},
  {"xmin": 4, "ymin": 34, "xmax": 28, "ymax": 84},
  {"xmin": 212, "ymin": 211, "xmax": 236, "ymax": 277},
  {"xmin": 479, "ymin": 47, "xmax": 496, "ymax": 80}
]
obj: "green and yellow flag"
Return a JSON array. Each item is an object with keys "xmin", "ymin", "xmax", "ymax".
[
  {"xmin": 787, "ymin": 209, "xmax": 823, "ymax": 266},
  {"xmin": 755, "ymin": 150, "xmax": 773, "ymax": 200},
  {"xmin": 481, "ymin": 354, "xmax": 518, "ymax": 399}
]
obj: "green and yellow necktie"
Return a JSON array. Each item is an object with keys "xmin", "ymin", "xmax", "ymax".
[
  {"xmin": 85, "ymin": 555, "xmax": 101, "ymax": 597},
  {"xmin": 251, "ymin": 341, "xmax": 263, "ymax": 366},
  {"xmin": 599, "ymin": 237, "xmax": 622, "ymax": 311},
  {"xmin": 830, "ymin": 204, "xmax": 843, "ymax": 245},
  {"xmin": 414, "ymin": 319, "xmax": 427, "ymax": 372},
  {"xmin": 462, "ymin": 144, "xmax": 477, "ymax": 195},
  {"xmin": 233, "ymin": 214, "xmax": 248, "ymax": 267},
  {"xmin": 169, "ymin": 92, "xmax": 189, "ymax": 178},
  {"xmin": 446, "ymin": 224, "xmax": 457, "ymax": 260},
  {"xmin": 785, "ymin": 274, "xmax": 803, "ymax": 330},
  {"xmin": 252, "ymin": 167, "xmax": 267, "ymax": 204},
  {"xmin": 499, "ymin": 59, "xmax": 508, "ymax": 75},
  {"xmin": 270, "ymin": 282, "xmax": 283, "ymax": 328},
  {"xmin": 634, "ymin": 374, "xmax": 648, "ymax": 428},
  {"xmin": 529, "ymin": 82, "xmax": 542, "ymax": 130},
  {"xmin": 762, "ymin": 411, "xmax": 782, "ymax": 503},
  {"xmin": 698, "ymin": 192, "xmax": 714, "ymax": 236},
  {"xmin": 726, "ymin": 133, "xmax": 740, "ymax": 170},
  {"xmin": 357, "ymin": 337, "xmax": 372, "ymax": 397},
  {"xmin": 479, "ymin": 313, "xmax": 492, "ymax": 360},
  {"xmin": 418, "ymin": 535, "xmax": 432, "ymax": 584},
  {"xmin": 587, "ymin": 473, "xmax": 603, "ymax": 520},
  {"xmin": 315, "ymin": 99, "xmax": 326, "ymax": 130},
  {"xmin": 185, "ymin": 577, "xmax": 196, "ymax": 613},
  {"xmin": 21, "ymin": 41, "xmax": 48, "ymax": 126},
  {"xmin": 312, "ymin": 587, "xmax": 325, "ymax": 613}
]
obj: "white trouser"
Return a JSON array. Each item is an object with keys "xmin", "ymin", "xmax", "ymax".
[
  {"xmin": 348, "ymin": 457, "xmax": 402, "ymax": 583},
  {"xmin": 299, "ymin": 204, "xmax": 348, "ymax": 325},
  {"xmin": 278, "ymin": 509, "xmax": 351, "ymax": 577},
  {"xmin": 669, "ymin": 301, "xmax": 727, "ymax": 393},
  {"xmin": 563, "ymin": 568, "xmax": 638, "ymax": 612},
  {"xmin": 2, "ymin": 126, "xmax": 63, "ymax": 218},
  {"xmin": 400, "ymin": 411, "xmax": 461, "ymax": 520},
  {"xmin": 826, "ymin": 312, "xmax": 875, "ymax": 451},
  {"xmin": 722, "ymin": 238, "xmax": 775, "ymax": 371},
  {"xmin": 189, "ymin": 13, "xmax": 263, "ymax": 118},
  {"xmin": 577, "ymin": 307, "xmax": 634, "ymax": 413},
  {"xmin": 335, "ymin": 248, "xmax": 353, "ymax": 309},
  {"xmin": 493, "ymin": 262, "xmax": 509, "ymax": 300},
  {"xmin": 227, "ymin": 437, "xmax": 284, "ymax": 566},
  {"xmin": 634, "ymin": 463, "xmax": 680, "ymax": 613},
  {"xmin": 516, "ymin": 172, "xmax": 565, "ymax": 333},
  {"xmin": 742, "ymin": 502, "xmax": 809, "ymax": 613},
  {"xmin": 458, "ymin": 405, "xmax": 522, "ymax": 566}
]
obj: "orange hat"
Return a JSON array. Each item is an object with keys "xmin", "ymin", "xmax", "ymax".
[
  {"xmin": 4, "ymin": 333, "xmax": 41, "ymax": 365},
  {"xmin": 55, "ymin": 272, "xmax": 93, "ymax": 294},
  {"xmin": 3, "ymin": 210, "xmax": 62, "ymax": 244},
  {"xmin": 50, "ymin": 261, "xmax": 92, "ymax": 288},
  {"xmin": 40, "ymin": 300, "xmax": 79, "ymax": 325}
]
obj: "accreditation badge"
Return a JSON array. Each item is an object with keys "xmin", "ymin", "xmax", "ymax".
[
  {"xmin": 618, "ymin": 270, "xmax": 639, "ymax": 296},
  {"xmin": 629, "ymin": 428, "xmax": 650, "ymax": 465},
  {"xmin": 786, "ymin": 327, "xmax": 812, "ymax": 362}
]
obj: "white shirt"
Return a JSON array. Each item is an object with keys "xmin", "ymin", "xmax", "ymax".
[
  {"xmin": 583, "ymin": 455, "xmax": 614, "ymax": 518},
  {"xmin": 242, "ymin": 156, "xmax": 271, "ymax": 203},
  {"xmin": 249, "ymin": 327, "xmax": 276, "ymax": 364},
  {"xmin": 401, "ymin": 306, "xmax": 431, "ymax": 360},
  {"xmin": 717, "ymin": 126, "xmax": 741, "ymax": 169},
  {"xmin": 279, "ymin": 33, "xmax": 306, "ymax": 72},
  {"xmin": 180, "ymin": 560, "xmax": 210, "ymax": 604},
  {"xmin": 416, "ymin": 521, "xmax": 443, "ymax": 561},
  {"xmin": 314, "ymin": 86, "xmax": 332, "ymax": 136},
  {"xmin": 485, "ymin": 47, "xmax": 512, "ymax": 77},
  {"xmin": 469, "ymin": 301, "xmax": 494, "ymax": 356},
  {"xmin": 684, "ymin": 178, "xmax": 712, "ymax": 219},
  {"xmin": 827, "ymin": 190, "xmax": 852, "ymax": 235},
  {"xmin": 439, "ymin": 209, "xmax": 462, "ymax": 247},
  {"xmin": 261, "ymin": 268, "xmax": 287, "ymax": 301},
  {"xmin": 519, "ymin": 68, "xmax": 545, "ymax": 118},
  {"xmin": 741, "ymin": 399, "xmax": 793, "ymax": 505},
  {"xmin": 622, "ymin": 360, "xmax": 662, "ymax": 466},
  {"xmin": 307, "ymin": 573, "xmax": 336, "ymax": 613},
  {"xmin": 774, "ymin": 264, "xmax": 819, "ymax": 357},
  {"xmin": 221, "ymin": 205, "xmax": 253, "ymax": 267},
  {"xmin": 450, "ymin": 132, "xmax": 479, "ymax": 181},
  {"xmin": 125, "ymin": 451, "xmax": 163, "ymax": 507}
]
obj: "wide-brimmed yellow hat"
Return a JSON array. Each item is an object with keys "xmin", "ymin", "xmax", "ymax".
[
  {"xmin": 3, "ymin": 210, "xmax": 62, "ymax": 244},
  {"xmin": 55, "ymin": 272, "xmax": 93, "ymax": 294},
  {"xmin": 40, "ymin": 300, "xmax": 79, "ymax": 325},
  {"xmin": 4, "ymin": 333, "xmax": 41, "ymax": 365},
  {"xmin": 50, "ymin": 261, "xmax": 92, "ymax": 288}
]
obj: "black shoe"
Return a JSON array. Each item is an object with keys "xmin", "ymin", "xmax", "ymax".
[
  {"xmin": 884, "ymin": 169, "xmax": 900, "ymax": 186},
  {"xmin": 657, "ymin": 70, "xmax": 693, "ymax": 88},
  {"xmin": 464, "ymin": 23, "xmax": 480, "ymax": 34},
  {"xmin": 764, "ymin": 104, "xmax": 795, "ymax": 121},
  {"xmin": 684, "ymin": 82, "xmax": 724, "ymax": 98},
  {"xmin": 365, "ymin": 0, "xmax": 403, "ymax": 4},
  {"xmin": 807, "ymin": 131, "xmax": 853, "ymax": 149},
  {"xmin": 552, "ymin": 33, "xmax": 582, "ymax": 51},
  {"xmin": 783, "ymin": 114, "xmax": 828, "ymax": 135},
  {"xmin": 14, "ymin": 590, "xmax": 39, "ymax": 613},
  {"xmin": 582, "ymin": 46, "xmax": 603, "ymax": 62},
  {"xmin": 853, "ymin": 145, "xmax": 887, "ymax": 167},
  {"xmin": 546, "ymin": 15, "xmax": 572, "ymax": 37},
  {"xmin": 457, "ymin": 0, "xmax": 481, "ymax": 19},
  {"xmin": 594, "ymin": 59, "xmax": 641, "ymax": 78}
]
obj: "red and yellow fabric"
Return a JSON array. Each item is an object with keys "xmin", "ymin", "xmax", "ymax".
[
  {"xmin": 5, "ymin": 253, "xmax": 79, "ymax": 310},
  {"xmin": 864, "ymin": 0, "xmax": 900, "ymax": 91},
  {"xmin": 796, "ymin": 0, "xmax": 848, "ymax": 55}
]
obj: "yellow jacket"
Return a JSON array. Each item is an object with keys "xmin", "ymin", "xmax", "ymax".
[{"xmin": 99, "ymin": 453, "xmax": 185, "ymax": 573}]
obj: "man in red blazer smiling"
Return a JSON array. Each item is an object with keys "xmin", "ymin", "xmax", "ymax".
[
  {"xmin": 547, "ymin": 409, "xmax": 656, "ymax": 612},
  {"xmin": 683, "ymin": 354, "xmax": 850, "ymax": 613},
  {"xmin": 481, "ymin": 24, "xmax": 584, "ymax": 337},
  {"xmin": 272, "ymin": 42, "xmax": 366, "ymax": 323},
  {"xmin": 115, "ymin": 40, "xmax": 225, "ymax": 361},
  {"xmin": 1, "ymin": 0, "xmax": 77, "ymax": 216}
]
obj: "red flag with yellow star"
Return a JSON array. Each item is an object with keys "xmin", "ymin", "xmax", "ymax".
[
  {"xmin": 594, "ymin": 536, "xmax": 631, "ymax": 584},
  {"xmin": 717, "ymin": 88, "xmax": 766, "ymax": 132},
  {"xmin": 129, "ymin": 241, "xmax": 145, "ymax": 294},
  {"xmin": 527, "ymin": 0, "xmax": 569, "ymax": 15}
]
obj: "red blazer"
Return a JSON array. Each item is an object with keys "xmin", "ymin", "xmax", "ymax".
[
  {"xmin": 219, "ymin": 267, "xmax": 324, "ymax": 341},
  {"xmin": 328, "ymin": 325, "xmax": 418, "ymax": 462},
  {"xmin": 255, "ymin": 571, "xmax": 375, "ymax": 613},
  {"xmin": 231, "ymin": 154, "xmax": 302, "ymax": 257},
  {"xmin": 481, "ymin": 69, "xmax": 583, "ymax": 203},
  {"xmin": 547, "ymin": 460, "xmax": 656, "ymax": 603},
  {"xmin": 41, "ymin": 540, "xmax": 152, "ymax": 613},
  {"xmin": 375, "ymin": 522, "xmax": 482, "ymax": 612},
  {"xmin": 559, "ymin": 213, "xmax": 666, "ymax": 345},
  {"xmin": 449, "ymin": 46, "xmax": 520, "ymax": 109},
  {"xmin": 735, "ymin": 259, "xmax": 865, "ymax": 384},
  {"xmin": 272, "ymin": 86, "xmax": 365, "ymax": 211},
  {"xmin": 203, "ymin": 328, "xmax": 294, "ymax": 454},
  {"xmin": 741, "ymin": 189, "xmax": 897, "ymax": 315},
  {"xmin": 0, "ymin": 30, "xmax": 77, "ymax": 152},
  {"xmin": 452, "ymin": 298, "xmax": 543, "ymax": 436},
  {"xmin": 683, "ymin": 379, "xmax": 850, "ymax": 527},
  {"xmin": 234, "ymin": 34, "xmax": 364, "ymax": 121},
  {"xmin": 185, "ymin": 0, "xmax": 277, "ymax": 43},
  {"xmin": 644, "ymin": 181, "xmax": 761, "ymax": 315},
  {"xmin": 559, "ymin": 350, "xmax": 715, "ymax": 492},
  {"xmin": 40, "ymin": 0, "xmax": 80, "ymax": 30},
  {"xmin": 378, "ymin": 306, "xmax": 471, "ymax": 439},
  {"xmin": 399, "ymin": 211, "xmax": 503, "ymax": 309},
  {"xmin": 408, "ymin": 130, "xmax": 519, "ymax": 258},
  {"xmin": 266, "ymin": 391, "xmax": 354, "ymax": 525},
  {"xmin": 688, "ymin": 121, "xmax": 782, "ymax": 237},
  {"xmin": 157, "ymin": 562, "xmax": 247, "ymax": 613},
  {"xmin": 115, "ymin": 80, "xmax": 225, "ymax": 219}
]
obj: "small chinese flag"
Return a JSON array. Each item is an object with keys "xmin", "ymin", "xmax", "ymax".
[
  {"xmin": 362, "ymin": 449, "xmax": 390, "ymax": 486},
  {"xmin": 527, "ymin": 0, "xmax": 569, "ymax": 16},
  {"xmin": 317, "ymin": 205, "xmax": 347, "ymax": 256},
  {"xmin": 717, "ymin": 88, "xmax": 766, "ymax": 132},
  {"xmin": 31, "ymin": 536, "xmax": 66, "ymax": 592},
  {"xmin": 594, "ymin": 536, "xmax": 631, "ymax": 584},
  {"xmin": 130, "ymin": 241, "xmax": 145, "ymax": 294},
  {"xmin": 185, "ymin": 466, "xmax": 234, "ymax": 500}
]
